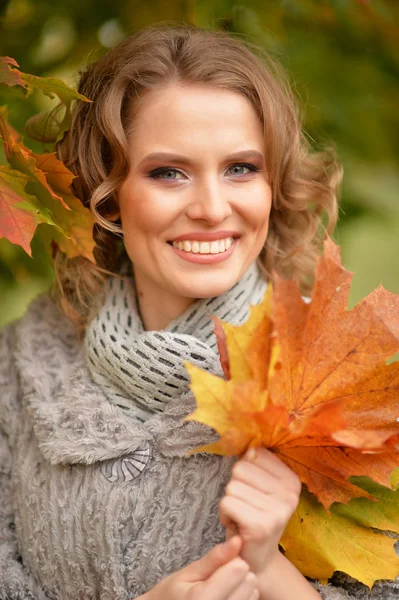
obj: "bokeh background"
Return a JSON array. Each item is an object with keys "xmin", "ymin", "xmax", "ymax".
[{"xmin": 0, "ymin": 0, "xmax": 398, "ymax": 327}]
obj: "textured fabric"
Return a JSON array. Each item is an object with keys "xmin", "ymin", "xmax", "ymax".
[
  {"xmin": 313, "ymin": 575, "xmax": 399, "ymax": 599},
  {"xmin": 84, "ymin": 262, "xmax": 266, "ymax": 421},
  {"xmin": 0, "ymin": 275, "xmax": 398, "ymax": 599},
  {"xmin": 1, "ymin": 295, "xmax": 234, "ymax": 600},
  {"xmin": 0, "ymin": 322, "xmax": 50, "ymax": 600}
]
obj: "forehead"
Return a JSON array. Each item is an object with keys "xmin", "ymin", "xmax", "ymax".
[{"xmin": 127, "ymin": 83, "xmax": 264, "ymax": 155}]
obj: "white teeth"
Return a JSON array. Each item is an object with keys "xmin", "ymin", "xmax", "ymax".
[
  {"xmin": 210, "ymin": 241, "xmax": 219, "ymax": 254},
  {"xmin": 172, "ymin": 237, "xmax": 234, "ymax": 254},
  {"xmin": 199, "ymin": 242, "xmax": 210, "ymax": 254}
]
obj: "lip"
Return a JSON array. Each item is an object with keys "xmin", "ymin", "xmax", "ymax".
[
  {"xmin": 170, "ymin": 238, "xmax": 237, "ymax": 264},
  {"xmin": 170, "ymin": 230, "xmax": 240, "ymax": 242}
]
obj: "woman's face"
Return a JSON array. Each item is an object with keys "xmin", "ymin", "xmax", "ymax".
[{"xmin": 118, "ymin": 83, "xmax": 272, "ymax": 310}]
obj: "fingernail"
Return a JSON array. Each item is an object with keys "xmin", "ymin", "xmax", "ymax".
[
  {"xmin": 245, "ymin": 572, "xmax": 257, "ymax": 585},
  {"xmin": 245, "ymin": 447, "xmax": 257, "ymax": 461}
]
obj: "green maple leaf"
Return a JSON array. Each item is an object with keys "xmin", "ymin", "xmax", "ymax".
[{"xmin": 0, "ymin": 56, "xmax": 91, "ymax": 144}]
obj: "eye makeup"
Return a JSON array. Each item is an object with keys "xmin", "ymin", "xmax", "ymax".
[{"xmin": 147, "ymin": 162, "xmax": 261, "ymax": 181}]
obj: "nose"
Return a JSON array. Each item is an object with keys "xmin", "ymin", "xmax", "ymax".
[{"xmin": 185, "ymin": 177, "xmax": 232, "ymax": 225}]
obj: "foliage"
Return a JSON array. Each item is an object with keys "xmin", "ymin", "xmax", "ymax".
[
  {"xmin": 185, "ymin": 238, "xmax": 399, "ymax": 585},
  {"xmin": 282, "ymin": 483, "xmax": 399, "ymax": 587},
  {"xmin": 0, "ymin": 0, "xmax": 398, "ymax": 325},
  {"xmin": 0, "ymin": 57, "xmax": 94, "ymax": 275}
]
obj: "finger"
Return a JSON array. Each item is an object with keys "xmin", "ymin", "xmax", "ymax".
[
  {"xmin": 228, "ymin": 571, "xmax": 258, "ymax": 600},
  {"xmin": 226, "ymin": 478, "xmax": 299, "ymax": 512},
  {"xmin": 220, "ymin": 495, "xmax": 293, "ymax": 542},
  {"xmin": 226, "ymin": 479, "xmax": 277, "ymax": 511},
  {"xmin": 184, "ymin": 536, "xmax": 242, "ymax": 581},
  {"xmin": 245, "ymin": 448, "xmax": 301, "ymax": 488},
  {"xmin": 232, "ymin": 461, "xmax": 280, "ymax": 495},
  {"xmin": 226, "ymin": 524, "xmax": 239, "ymax": 541},
  {"xmin": 232, "ymin": 460, "xmax": 301, "ymax": 498},
  {"xmin": 200, "ymin": 556, "xmax": 250, "ymax": 600}
]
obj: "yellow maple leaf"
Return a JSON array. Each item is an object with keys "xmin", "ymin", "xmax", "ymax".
[{"xmin": 185, "ymin": 238, "xmax": 399, "ymax": 587}]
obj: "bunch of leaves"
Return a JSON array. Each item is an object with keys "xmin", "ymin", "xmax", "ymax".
[
  {"xmin": 185, "ymin": 238, "xmax": 399, "ymax": 587},
  {"xmin": 0, "ymin": 57, "xmax": 95, "ymax": 261}
]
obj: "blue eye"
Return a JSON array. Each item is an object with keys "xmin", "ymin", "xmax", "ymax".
[
  {"xmin": 148, "ymin": 167, "xmax": 184, "ymax": 180},
  {"xmin": 148, "ymin": 162, "xmax": 259, "ymax": 181},
  {"xmin": 227, "ymin": 163, "xmax": 259, "ymax": 176}
]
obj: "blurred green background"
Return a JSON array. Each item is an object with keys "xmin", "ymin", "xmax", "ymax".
[{"xmin": 0, "ymin": 0, "xmax": 398, "ymax": 326}]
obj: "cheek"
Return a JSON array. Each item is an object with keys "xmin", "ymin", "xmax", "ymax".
[
  {"xmin": 119, "ymin": 184, "xmax": 170, "ymax": 236},
  {"xmin": 244, "ymin": 186, "xmax": 272, "ymax": 232}
]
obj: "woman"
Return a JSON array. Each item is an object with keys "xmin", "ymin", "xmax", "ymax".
[{"xmin": 0, "ymin": 23, "xmax": 390, "ymax": 600}]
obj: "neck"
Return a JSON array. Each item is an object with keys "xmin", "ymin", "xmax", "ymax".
[
  {"xmin": 134, "ymin": 271, "xmax": 195, "ymax": 331},
  {"xmin": 85, "ymin": 259, "xmax": 267, "ymax": 422}
]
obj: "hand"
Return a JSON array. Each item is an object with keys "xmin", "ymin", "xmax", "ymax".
[
  {"xmin": 219, "ymin": 447, "xmax": 301, "ymax": 575},
  {"xmin": 142, "ymin": 536, "xmax": 259, "ymax": 600}
]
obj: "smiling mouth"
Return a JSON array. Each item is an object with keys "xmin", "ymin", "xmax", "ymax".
[{"xmin": 168, "ymin": 237, "xmax": 234, "ymax": 255}]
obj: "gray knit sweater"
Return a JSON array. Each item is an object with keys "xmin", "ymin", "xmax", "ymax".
[{"xmin": 1, "ymin": 293, "xmax": 399, "ymax": 599}]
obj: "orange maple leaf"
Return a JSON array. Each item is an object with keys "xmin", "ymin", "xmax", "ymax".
[
  {"xmin": 0, "ymin": 57, "xmax": 28, "ymax": 89},
  {"xmin": 186, "ymin": 239, "xmax": 399, "ymax": 511},
  {"xmin": 0, "ymin": 109, "xmax": 95, "ymax": 261},
  {"xmin": 0, "ymin": 166, "xmax": 46, "ymax": 255},
  {"xmin": 34, "ymin": 153, "xmax": 96, "ymax": 262},
  {"xmin": 0, "ymin": 111, "xmax": 71, "ymax": 210}
]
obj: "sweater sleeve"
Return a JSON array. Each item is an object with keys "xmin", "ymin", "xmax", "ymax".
[
  {"xmin": 312, "ymin": 580, "xmax": 366, "ymax": 599},
  {"xmin": 312, "ymin": 573, "xmax": 399, "ymax": 599},
  {"xmin": 0, "ymin": 323, "xmax": 50, "ymax": 600}
]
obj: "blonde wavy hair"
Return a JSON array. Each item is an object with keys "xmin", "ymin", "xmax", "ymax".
[{"xmin": 54, "ymin": 23, "xmax": 342, "ymax": 336}]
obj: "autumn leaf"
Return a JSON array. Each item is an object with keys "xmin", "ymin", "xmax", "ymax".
[
  {"xmin": 0, "ymin": 166, "xmax": 48, "ymax": 255},
  {"xmin": 28, "ymin": 153, "xmax": 95, "ymax": 262},
  {"xmin": 35, "ymin": 152, "xmax": 75, "ymax": 196},
  {"xmin": 49, "ymin": 193, "xmax": 95, "ymax": 262},
  {"xmin": 0, "ymin": 56, "xmax": 89, "ymax": 105},
  {"xmin": 0, "ymin": 57, "xmax": 28, "ymax": 89},
  {"xmin": 280, "ymin": 486, "xmax": 399, "ymax": 587},
  {"xmin": 34, "ymin": 152, "xmax": 95, "ymax": 260},
  {"xmin": 25, "ymin": 105, "xmax": 67, "ymax": 144},
  {"xmin": 0, "ymin": 110, "xmax": 70, "ymax": 210},
  {"xmin": 185, "ymin": 238, "xmax": 399, "ymax": 512},
  {"xmin": 1, "ymin": 56, "xmax": 90, "ymax": 144},
  {"xmin": 0, "ymin": 110, "xmax": 95, "ymax": 261},
  {"xmin": 186, "ymin": 242, "xmax": 399, "ymax": 585},
  {"xmin": 22, "ymin": 73, "xmax": 90, "ymax": 105}
]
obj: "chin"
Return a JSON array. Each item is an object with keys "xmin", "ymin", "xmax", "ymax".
[{"xmin": 176, "ymin": 272, "xmax": 241, "ymax": 300}]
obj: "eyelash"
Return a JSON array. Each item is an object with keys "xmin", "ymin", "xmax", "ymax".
[{"xmin": 148, "ymin": 163, "xmax": 260, "ymax": 180}]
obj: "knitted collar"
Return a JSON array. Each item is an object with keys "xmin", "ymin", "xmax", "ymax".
[{"xmin": 84, "ymin": 262, "xmax": 267, "ymax": 422}]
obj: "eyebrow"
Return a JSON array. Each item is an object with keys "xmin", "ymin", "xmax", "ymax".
[{"xmin": 138, "ymin": 150, "xmax": 265, "ymax": 167}]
